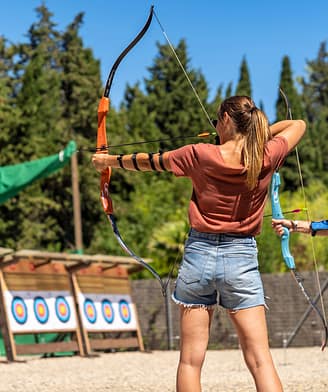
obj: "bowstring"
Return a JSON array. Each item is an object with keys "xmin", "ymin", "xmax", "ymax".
[{"xmin": 153, "ymin": 10, "xmax": 216, "ymax": 131}]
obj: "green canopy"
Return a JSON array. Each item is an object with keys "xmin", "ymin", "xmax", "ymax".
[{"xmin": 0, "ymin": 140, "xmax": 77, "ymax": 204}]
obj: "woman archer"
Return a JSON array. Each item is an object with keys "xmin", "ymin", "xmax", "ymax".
[{"xmin": 93, "ymin": 95, "xmax": 306, "ymax": 392}]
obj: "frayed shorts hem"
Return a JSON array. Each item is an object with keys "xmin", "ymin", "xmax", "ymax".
[
  {"xmin": 224, "ymin": 301, "xmax": 266, "ymax": 312},
  {"xmin": 171, "ymin": 293, "xmax": 216, "ymax": 310}
]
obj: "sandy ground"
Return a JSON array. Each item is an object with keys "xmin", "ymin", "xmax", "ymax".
[{"xmin": 0, "ymin": 347, "xmax": 327, "ymax": 392}]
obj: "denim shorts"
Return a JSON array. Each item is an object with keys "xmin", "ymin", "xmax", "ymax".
[{"xmin": 172, "ymin": 228, "xmax": 265, "ymax": 310}]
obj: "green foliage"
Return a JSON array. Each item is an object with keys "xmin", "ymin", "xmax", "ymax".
[
  {"xmin": 144, "ymin": 40, "xmax": 212, "ymax": 150},
  {"xmin": 0, "ymin": 4, "xmax": 102, "ymax": 252},
  {"xmin": 1, "ymin": 4, "xmax": 328, "ymax": 281}
]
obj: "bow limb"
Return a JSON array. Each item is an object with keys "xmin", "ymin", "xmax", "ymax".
[
  {"xmin": 96, "ymin": 6, "xmax": 167, "ymax": 295},
  {"xmin": 271, "ymin": 172, "xmax": 295, "ymax": 269},
  {"xmin": 270, "ymin": 89, "xmax": 328, "ymax": 350}
]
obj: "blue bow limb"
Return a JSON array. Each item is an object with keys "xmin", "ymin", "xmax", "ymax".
[{"xmin": 270, "ymin": 171, "xmax": 295, "ymax": 269}]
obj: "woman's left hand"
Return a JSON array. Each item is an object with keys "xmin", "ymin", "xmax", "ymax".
[
  {"xmin": 272, "ymin": 218, "xmax": 293, "ymax": 236},
  {"xmin": 92, "ymin": 154, "xmax": 110, "ymax": 172}
]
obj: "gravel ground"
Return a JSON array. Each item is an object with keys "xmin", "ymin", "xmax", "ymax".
[{"xmin": 0, "ymin": 347, "xmax": 327, "ymax": 391}]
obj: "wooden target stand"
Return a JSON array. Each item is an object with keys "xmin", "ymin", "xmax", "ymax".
[{"xmin": 0, "ymin": 248, "xmax": 144, "ymax": 362}]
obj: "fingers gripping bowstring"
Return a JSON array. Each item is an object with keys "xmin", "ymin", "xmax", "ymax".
[
  {"xmin": 153, "ymin": 10, "xmax": 215, "ymax": 131},
  {"xmin": 280, "ymin": 88, "xmax": 328, "ymax": 338}
]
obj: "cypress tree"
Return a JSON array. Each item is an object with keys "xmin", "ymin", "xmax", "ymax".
[
  {"xmin": 144, "ymin": 40, "xmax": 212, "ymax": 151},
  {"xmin": 0, "ymin": 37, "xmax": 24, "ymax": 248},
  {"xmin": 275, "ymin": 55, "xmax": 308, "ymax": 190},
  {"xmin": 225, "ymin": 82, "xmax": 233, "ymax": 98},
  {"xmin": 301, "ymin": 42, "xmax": 328, "ymax": 185},
  {"xmin": 1, "ymin": 5, "xmax": 66, "ymax": 250},
  {"xmin": 60, "ymin": 12, "xmax": 104, "ymax": 250},
  {"xmin": 235, "ymin": 56, "xmax": 252, "ymax": 97}
]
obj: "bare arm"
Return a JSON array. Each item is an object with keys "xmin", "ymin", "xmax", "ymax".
[
  {"xmin": 272, "ymin": 219, "xmax": 328, "ymax": 236},
  {"xmin": 272, "ymin": 218, "xmax": 311, "ymax": 235},
  {"xmin": 270, "ymin": 120, "xmax": 306, "ymax": 152},
  {"xmin": 92, "ymin": 152, "xmax": 172, "ymax": 172}
]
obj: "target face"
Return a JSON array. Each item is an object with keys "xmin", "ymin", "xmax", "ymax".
[
  {"xmin": 33, "ymin": 296, "xmax": 49, "ymax": 324},
  {"xmin": 119, "ymin": 299, "xmax": 131, "ymax": 323},
  {"xmin": 101, "ymin": 299, "xmax": 114, "ymax": 323},
  {"xmin": 84, "ymin": 298, "xmax": 97, "ymax": 324},
  {"xmin": 55, "ymin": 296, "xmax": 71, "ymax": 323},
  {"xmin": 11, "ymin": 296, "xmax": 28, "ymax": 324}
]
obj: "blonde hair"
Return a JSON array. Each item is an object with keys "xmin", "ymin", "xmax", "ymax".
[{"xmin": 218, "ymin": 96, "xmax": 271, "ymax": 189}]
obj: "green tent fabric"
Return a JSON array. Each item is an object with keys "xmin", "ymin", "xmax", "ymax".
[{"xmin": 0, "ymin": 140, "xmax": 77, "ymax": 204}]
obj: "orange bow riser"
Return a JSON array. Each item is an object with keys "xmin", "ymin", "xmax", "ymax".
[{"xmin": 96, "ymin": 6, "xmax": 167, "ymax": 295}]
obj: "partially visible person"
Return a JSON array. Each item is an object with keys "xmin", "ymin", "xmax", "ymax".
[{"xmin": 272, "ymin": 219, "xmax": 328, "ymax": 237}]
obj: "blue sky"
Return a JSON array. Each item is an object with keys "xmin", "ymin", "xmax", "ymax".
[{"xmin": 1, "ymin": 0, "xmax": 327, "ymax": 122}]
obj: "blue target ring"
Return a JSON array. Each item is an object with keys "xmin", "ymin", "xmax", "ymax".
[
  {"xmin": 55, "ymin": 296, "xmax": 71, "ymax": 323},
  {"xmin": 119, "ymin": 299, "xmax": 131, "ymax": 324},
  {"xmin": 101, "ymin": 299, "xmax": 114, "ymax": 323},
  {"xmin": 33, "ymin": 296, "xmax": 49, "ymax": 324},
  {"xmin": 84, "ymin": 298, "xmax": 97, "ymax": 324},
  {"xmin": 11, "ymin": 296, "xmax": 28, "ymax": 325}
]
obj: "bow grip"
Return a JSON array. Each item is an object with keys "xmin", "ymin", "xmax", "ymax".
[
  {"xmin": 271, "ymin": 172, "xmax": 295, "ymax": 269},
  {"xmin": 100, "ymin": 169, "xmax": 113, "ymax": 214}
]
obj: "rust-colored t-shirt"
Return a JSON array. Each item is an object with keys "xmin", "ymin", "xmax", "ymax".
[{"xmin": 168, "ymin": 136, "xmax": 288, "ymax": 236}]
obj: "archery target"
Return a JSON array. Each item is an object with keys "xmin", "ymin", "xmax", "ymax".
[
  {"xmin": 55, "ymin": 296, "xmax": 71, "ymax": 323},
  {"xmin": 101, "ymin": 299, "xmax": 114, "ymax": 324},
  {"xmin": 5, "ymin": 291, "xmax": 77, "ymax": 332},
  {"xmin": 119, "ymin": 299, "xmax": 131, "ymax": 323},
  {"xmin": 84, "ymin": 298, "xmax": 97, "ymax": 324},
  {"xmin": 33, "ymin": 296, "xmax": 49, "ymax": 324},
  {"xmin": 78, "ymin": 293, "xmax": 137, "ymax": 330},
  {"xmin": 11, "ymin": 296, "xmax": 28, "ymax": 325}
]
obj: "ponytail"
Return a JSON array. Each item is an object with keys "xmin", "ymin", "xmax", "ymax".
[
  {"xmin": 218, "ymin": 96, "xmax": 271, "ymax": 189},
  {"xmin": 243, "ymin": 108, "xmax": 271, "ymax": 189}
]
